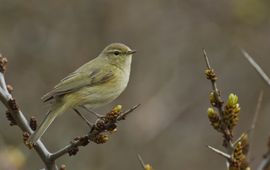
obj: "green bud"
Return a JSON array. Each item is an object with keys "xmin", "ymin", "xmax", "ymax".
[
  {"xmin": 228, "ymin": 93, "xmax": 238, "ymax": 107},
  {"xmin": 207, "ymin": 107, "xmax": 215, "ymax": 117},
  {"xmin": 234, "ymin": 104, "xmax": 241, "ymax": 113},
  {"xmin": 209, "ymin": 92, "xmax": 216, "ymax": 105}
]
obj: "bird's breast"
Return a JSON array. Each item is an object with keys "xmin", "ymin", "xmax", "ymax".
[{"xmin": 68, "ymin": 67, "xmax": 130, "ymax": 108}]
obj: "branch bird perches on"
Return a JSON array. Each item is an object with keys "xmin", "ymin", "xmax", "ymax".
[{"xmin": 0, "ymin": 54, "xmax": 139, "ymax": 170}]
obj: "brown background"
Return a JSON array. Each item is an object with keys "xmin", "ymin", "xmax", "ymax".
[{"xmin": 0, "ymin": 0, "xmax": 270, "ymax": 169}]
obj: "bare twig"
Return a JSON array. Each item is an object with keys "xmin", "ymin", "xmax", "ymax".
[
  {"xmin": 117, "ymin": 104, "xmax": 140, "ymax": 121},
  {"xmin": 241, "ymin": 49, "xmax": 270, "ymax": 86},
  {"xmin": 248, "ymin": 90, "xmax": 264, "ymax": 160}
]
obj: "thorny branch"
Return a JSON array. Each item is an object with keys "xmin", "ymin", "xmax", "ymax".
[
  {"xmin": 203, "ymin": 49, "xmax": 250, "ymax": 170},
  {"xmin": 0, "ymin": 54, "xmax": 139, "ymax": 170},
  {"xmin": 203, "ymin": 49, "xmax": 233, "ymax": 150}
]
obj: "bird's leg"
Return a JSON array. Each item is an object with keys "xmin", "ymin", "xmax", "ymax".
[
  {"xmin": 73, "ymin": 108, "xmax": 92, "ymax": 128},
  {"xmin": 81, "ymin": 106, "xmax": 104, "ymax": 118}
]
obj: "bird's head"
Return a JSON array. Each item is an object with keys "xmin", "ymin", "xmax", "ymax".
[{"xmin": 100, "ymin": 43, "xmax": 136, "ymax": 66}]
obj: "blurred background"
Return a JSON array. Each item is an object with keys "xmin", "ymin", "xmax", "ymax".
[{"xmin": 0, "ymin": 0, "xmax": 270, "ymax": 169}]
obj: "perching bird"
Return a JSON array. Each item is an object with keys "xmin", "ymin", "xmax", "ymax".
[{"xmin": 28, "ymin": 43, "xmax": 135, "ymax": 144}]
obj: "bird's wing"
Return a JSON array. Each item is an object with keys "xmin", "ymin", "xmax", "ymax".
[{"xmin": 41, "ymin": 66, "xmax": 115, "ymax": 102}]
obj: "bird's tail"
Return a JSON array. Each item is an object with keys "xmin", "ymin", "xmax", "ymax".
[{"xmin": 28, "ymin": 103, "xmax": 68, "ymax": 144}]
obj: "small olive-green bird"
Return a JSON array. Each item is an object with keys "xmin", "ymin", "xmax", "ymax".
[{"xmin": 28, "ymin": 43, "xmax": 135, "ymax": 144}]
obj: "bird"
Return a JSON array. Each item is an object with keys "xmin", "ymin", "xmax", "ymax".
[{"xmin": 28, "ymin": 43, "xmax": 135, "ymax": 144}]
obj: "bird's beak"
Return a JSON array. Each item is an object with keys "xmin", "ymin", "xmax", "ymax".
[{"xmin": 127, "ymin": 50, "xmax": 136, "ymax": 55}]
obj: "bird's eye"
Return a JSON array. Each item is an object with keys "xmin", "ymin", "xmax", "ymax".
[{"xmin": 114, "ymin": 51, "xmax": 120, "ymax": 55}]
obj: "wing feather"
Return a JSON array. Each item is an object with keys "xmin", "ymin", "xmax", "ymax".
[{"xmin": 41, "ymin": 64, "xmax": 115, "ymax": 102}]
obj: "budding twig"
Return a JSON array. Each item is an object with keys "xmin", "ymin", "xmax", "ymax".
[
  {"xmin": 50, "ymin": 104, "xmax": 139, "ymax": 160},
  {"xmin": 203, "ymin": 49, "xmax": 233, "ymax": 150},
  {"xmin": 203, "ymin": 49, "xmax": 251, "ymax": 170}
]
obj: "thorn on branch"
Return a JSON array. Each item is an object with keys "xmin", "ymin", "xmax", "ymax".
[
  {"xmin": 0, "ymin": 54, "xmax": 8, "ymax": 73},
  {"xmin": 117, "ymin": 104, "xmax": 141, "ymax": 121},
  {"xmin": 30, "ymin": 116, "xmax": 37, "ymax": 131},
  {"xmin": 6, "ymin": 110, "xmax": 17, "ymax": 126},
  {"xmin": 207, "ymin": 145, "xmax": 231, "ymax": 159},
  {"xmin": 137, "ymin": 154, "xmax": 153, "ymax": 170}
]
